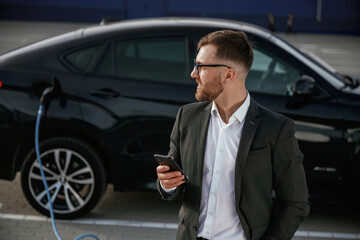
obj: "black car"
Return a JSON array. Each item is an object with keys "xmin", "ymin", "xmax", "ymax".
[{"xmin": 0, "ymin": 17, "xmax": 359, "ymax": 219}]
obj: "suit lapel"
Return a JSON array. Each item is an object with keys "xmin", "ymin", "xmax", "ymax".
[
  {"xmin": 235, "ymin": 98, "xmax": 260, "ymax": 206},
  {"xmin": 197, "ymin": 102, "xmax": 212, "ymax": 188}
]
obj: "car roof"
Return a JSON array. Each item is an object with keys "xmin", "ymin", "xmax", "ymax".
[
  {"xmin": 83, "ymin": 17, "xmax": 272, "ymax": 39},
  {"xmin": 0, "ymin": 17, "xmax": 345, "ymax": 91},
  {"xmin": 0, "ymin": 17, "xmax": 273, "ymax": 61}
]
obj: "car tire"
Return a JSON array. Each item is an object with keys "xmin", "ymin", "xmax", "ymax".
[{"xmin": 21, "ymin": 137, "xmax": 106, "ymax": 219}]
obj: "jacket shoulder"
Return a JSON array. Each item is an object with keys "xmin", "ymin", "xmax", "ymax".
[
  {"xmin": 181, "ymin": 101, "xmax": 210, "ymax": 114},
  {"xmin": 253, "ymin": 101, "xmax": 292, "ymax": 128}
]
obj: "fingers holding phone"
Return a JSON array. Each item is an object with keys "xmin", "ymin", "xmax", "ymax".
[{"xmin": 156, "ymin": 165, "xmax": 185, "ymax": 189}]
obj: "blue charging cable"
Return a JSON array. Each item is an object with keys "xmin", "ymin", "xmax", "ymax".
[{"xmin": 35, "ymin": 104, "xmax": 99, "ymax": 240}]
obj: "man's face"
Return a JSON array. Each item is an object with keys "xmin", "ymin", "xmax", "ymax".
[{"xmin": 191, "ymin": 44, "xmax": 225, "ymax": 102}]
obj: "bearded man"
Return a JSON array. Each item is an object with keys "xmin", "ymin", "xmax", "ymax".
[{"xmin": 156, "ymin": 30, "xmax": 309, "ymax": 240}]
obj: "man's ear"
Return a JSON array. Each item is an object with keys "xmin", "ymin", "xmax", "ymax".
[{"xmin": 224, "ymin": 69, "xmax": 236, "ymax": 83}]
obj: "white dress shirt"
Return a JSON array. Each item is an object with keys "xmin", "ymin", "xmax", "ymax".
[{"xmin": 198, "ymin": 94, "xmax": 250, "ymax": 240}]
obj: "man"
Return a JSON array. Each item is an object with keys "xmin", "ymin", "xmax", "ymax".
[{"xmin": 156, "ymin": 30, "xmax": 309, "ymax": 240}]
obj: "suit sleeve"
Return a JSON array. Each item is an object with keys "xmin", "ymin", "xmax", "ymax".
[
  {"xmin": 156, "ymin": 106, "xmax": 185, "ymax": 201},
  {"xmin": 265, "ymin": 119, "xmax": 310, "ymax": 239}
]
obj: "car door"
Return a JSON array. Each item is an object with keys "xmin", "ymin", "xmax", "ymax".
[
  {"xmin": 245, "ymin": 39, "xmax": 346, "ymax": 195},
  {"xmin": 78, "ymin": 35, "xmax": 196, "ymax": 190}
]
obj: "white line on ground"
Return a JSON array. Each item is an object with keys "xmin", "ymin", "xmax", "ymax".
[{"xmin": 0, "ymin": 213, "xmax": 359, "ymax": 239}]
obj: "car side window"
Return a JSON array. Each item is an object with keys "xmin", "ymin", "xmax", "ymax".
[
  {"xmin": 94, "ymin": 44, "xmax": 112, "ymax": 77},
  {"xmin": 246, "ymin": 47, "xmax": 301, "ymax": 96},
  {"xmin": 65, "ymin": 45, "xmax": 99, "ymax": 72},
  {"xmin": 113, "ymin": 37, "xmax": 188, "ymax": 84}
]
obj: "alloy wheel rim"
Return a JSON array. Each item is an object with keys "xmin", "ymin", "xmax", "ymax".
[{"xmin": 28, "ymin": 148, "xmax": 95, "ymax": 214}]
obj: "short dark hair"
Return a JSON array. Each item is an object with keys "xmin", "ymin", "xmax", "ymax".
[{"xmin": 197, "ymin": 30, "xmax": 253, "ymax": 71}]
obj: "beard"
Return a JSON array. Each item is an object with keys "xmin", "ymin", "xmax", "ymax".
[{"xmin": 195, "ymin": 78, "xmax": 224, "ymax": 101}]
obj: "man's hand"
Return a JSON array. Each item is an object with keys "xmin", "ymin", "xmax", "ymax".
[{"xmin": 157, "ymin": 165, "xmax": 185, "ymax": 189}]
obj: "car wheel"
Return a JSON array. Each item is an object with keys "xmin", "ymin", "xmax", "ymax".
[{"xmin": 21, "ymin": 137, "xmax": 106, "ymax": 219}]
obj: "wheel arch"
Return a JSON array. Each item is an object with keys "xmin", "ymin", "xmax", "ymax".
[{"xmin": 15, "ymin": 119, "xmax": 113, "ymax": 184}]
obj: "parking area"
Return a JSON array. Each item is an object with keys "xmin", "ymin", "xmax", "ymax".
[
  {"xmin": 1, "ymin": 20, "xmax": 360, "ymax": 240},
  {"xmin": 1, "ymin": 173, "xmax": 360, "ymax": 240},
  {"xmin": 0, "ymin": 173, "xmax": 179, "ymax": 240}
]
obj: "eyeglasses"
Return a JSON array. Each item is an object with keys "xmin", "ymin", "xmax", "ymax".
[{"xmin": 194, "ymin": 59, "xmax": 231, "ymax": 75}]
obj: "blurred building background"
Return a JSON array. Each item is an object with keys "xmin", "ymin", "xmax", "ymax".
[{"xmin": 0, "ymin": 0, "xmax": 359, "ymax": 35}]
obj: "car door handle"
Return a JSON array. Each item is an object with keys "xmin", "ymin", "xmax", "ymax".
[{"xmin": 90, "ymin": 88, "xmax": 121, "ymax": 99}]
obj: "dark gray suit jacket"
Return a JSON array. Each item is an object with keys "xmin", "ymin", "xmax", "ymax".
[{"xmin": 157, "ymin": 98, "xmax": 310, "ymax": 240}]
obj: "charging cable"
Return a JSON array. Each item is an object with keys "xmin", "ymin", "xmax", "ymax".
[{"xmin": 35, "ymin": 85, "xmax": 99, "ymax": 240}]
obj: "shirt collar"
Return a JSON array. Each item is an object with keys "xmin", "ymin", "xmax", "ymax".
[{"xmin": 210, "ymin": 92, "xmax": 251, "ymax": 124}]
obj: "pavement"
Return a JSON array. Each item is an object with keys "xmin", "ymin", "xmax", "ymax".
[
  {"xmin": 1, "ymin": 20, "xmax": 360, "ymax": 240},
  {"xmin": 277, "ymin": 32, "xmax": 360, "ymax": 76},
  {"xmin": 1, "ymin": 173, "xmax": 360, "ymax": 240},
  {"xmin": 0, "ymin": 174, "xmax": 179, "ymax": 240}
]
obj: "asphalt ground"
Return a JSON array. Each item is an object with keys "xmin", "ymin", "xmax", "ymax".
[
  {"xmin": 1, "ymin": 20, "xmax": 360, "ymax": 240},
  {"xmin": 1, "ymin": 173, "xmax": 360, "ymax": 240}
]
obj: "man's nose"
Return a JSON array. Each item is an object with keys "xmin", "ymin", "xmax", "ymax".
[{"xmin": 190, "ymin": 67, "xmax": 198, "ymax": 79}]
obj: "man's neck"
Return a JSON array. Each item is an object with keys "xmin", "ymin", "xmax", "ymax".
[{"xmin": 215, "ymin": 91, "xmax": 248, "ymax": 124}]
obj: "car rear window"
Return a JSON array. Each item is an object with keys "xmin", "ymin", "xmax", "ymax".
[{"xmin": 65, "ymin": 45, "xmax": 99, "ymax": 72}]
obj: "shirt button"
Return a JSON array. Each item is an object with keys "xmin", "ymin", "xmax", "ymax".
[
  {"xmin": 209, "ymin": 212, "xmax": 213, "ymax": 215},
  {"xmin": 216, "ymin": 170, "xmax": 220, "ymax": 174},
  {"xmin": 206, "ymin": 231, "xmax": 210, "ymax": 235},
  {"xmin": 219, "ymin": 149, "xmax": 223, "ymax": 153}
]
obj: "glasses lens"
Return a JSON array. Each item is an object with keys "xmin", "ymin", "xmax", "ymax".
[{"xmin": 194, "ymin": 59, "xmax": 199, "ymax": 75}]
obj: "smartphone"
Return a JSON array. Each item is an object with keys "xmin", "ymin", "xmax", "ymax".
[{"xmin": 154, "ymin": 154, "xmax": 189, "ymax": 182}]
